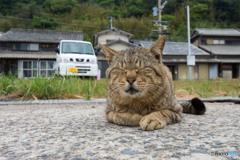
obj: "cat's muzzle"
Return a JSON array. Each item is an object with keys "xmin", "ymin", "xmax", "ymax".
[{"xmin": 125, "ymin": 85, "xmax": 139, "ymax": 95}]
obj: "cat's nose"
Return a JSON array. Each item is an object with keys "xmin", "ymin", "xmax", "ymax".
[{"xmin": 126, "ymin": 76, "xmax": 136, "ymax": 85}]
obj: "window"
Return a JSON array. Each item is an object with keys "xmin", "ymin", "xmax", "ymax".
[
  {"xmin": 23, "ymin": 60, "xmax": 38, "ymax": 78},
  {"xmin": 13, "ymin": 43, "xmax": 39, "ymax": 51},
  {"xmin": 62, "ymin": 42, "xmax": 94, "ymax": 55},
  {"xmin": 39, "ymin": 61, "xmax": 55, "ymax": 77},
  {"xmin": 166, "ymin": 65, "xmax": 178, "ymax": 80},
  {"xmin": 14, "ymin": 43, "xmax": 28, "ymax": 50},
  {"xmin": 40, "ymin": 43, "xmax": 58, "ymax": 52},
  {"xmin": 225, "ymin": 40, "xmax": 240, "ymax": 45},
  {"xmin": 21, "ymin": 60, "xmax": 55, "ymax": 78},
  {"xmin": 29, "ymin": 43, "xmax": 39, "ymax": 51},
  {"xmin": 213, "ymin": 40, "xmax": 225, "ymax": 45},
  {"xmin": 201, "ymin": 39, "xmax": 206, "ymax": 45}
]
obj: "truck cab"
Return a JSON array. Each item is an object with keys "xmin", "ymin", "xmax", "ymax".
[{"xmin": 55, "ymin": 40, "xmax": 98, "ymax": 77}]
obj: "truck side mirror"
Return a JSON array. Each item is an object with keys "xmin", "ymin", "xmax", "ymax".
[{"xmin": 55, "ymin": 48, "xmax": 59, "ymax": 54}]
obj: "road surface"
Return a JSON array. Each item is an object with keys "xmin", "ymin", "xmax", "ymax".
[{"xmin": 0, "ymin": 102, "xmax": 239, "ymax": 160}]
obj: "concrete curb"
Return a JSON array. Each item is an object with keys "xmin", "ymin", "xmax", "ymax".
[
  {"xmin": 0, "ymin": 99, "xmax": 107, "ymax": 105},
  {"xmin": 179, "ymin": 97, "xmax": 240, "ymax": 104},
  {"xmin": 0, "ymin": 97, "xmax": 240, "ymax": 105}
]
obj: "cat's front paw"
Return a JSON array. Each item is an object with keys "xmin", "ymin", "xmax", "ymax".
[{"xmin": 140, "ymin": 115, "xmax": 166, "ymax": 131}]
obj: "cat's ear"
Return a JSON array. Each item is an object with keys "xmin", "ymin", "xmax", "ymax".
[
  {"xmin": 147, "ymin": 35, "xmax": 166, "ymax": 63},
  {"xmin": 99, "ymin": 44, "xmax": 117, "ymax": 64}
]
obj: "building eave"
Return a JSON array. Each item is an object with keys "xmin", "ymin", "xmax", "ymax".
[
  {"xmin": 0, "ymin": 52, "xmax": 56, "ymax": 59},
  {"xmin": 94, "ymin": 27, "xmax": 133, "ymax": 38}
]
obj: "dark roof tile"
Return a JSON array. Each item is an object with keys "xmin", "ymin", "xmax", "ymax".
[
  {"xmin": 140, "ymin": 41, "xmax": 209, "ymax": 55},
  {"xmin": 193, "ymin": 28, "xmax": 240, "ymax": 36},
  {"xmin": 200, "ymin": 45, "xmax": 240, "ymax": 55},
  {"xmin": 0, "ymin": 28, "xmax": 83, "ymax": 43},
  {"xmin": 94, "ymin": 27, "xmax": 133, "ymax": 38}
]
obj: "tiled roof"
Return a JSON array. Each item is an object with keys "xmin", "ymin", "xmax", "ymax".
[
  {"xmin": 140, "ymin": 41, "xmax": 209, "ymax": 55},
  {"xmin": 0, "ymin": 28, "xmax": 83, "ymax": 43},
  {"xmin": 200, "ymin": 45, "xmax": 240, "ymax": 55},
  {"xmin": 193, "ymin": 28, "xmax": 240, "ymax": 37},
  {"xmin": 94, "ymin": 39, "xmax": 137, "ymax": 51},
  {"xmin": 104, "ymin": 39, "xmax": 137, "ymax": 47},
  {"xmin": 94, "ymin": 27, "xmax": 133, "ymax": 38},
  {"xmin": 162, "ymin": 58, "xmax": 221, "ymax": 63},
  {"xmin": 131, "ymin": 39, "xmax": 142, "ymax": 46}
]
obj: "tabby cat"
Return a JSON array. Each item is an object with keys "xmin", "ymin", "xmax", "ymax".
[{"xmin": 99, "ymin": 35, "xmax": 206, "ymax": 131}]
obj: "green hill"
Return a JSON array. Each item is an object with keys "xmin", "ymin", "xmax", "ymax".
[{"xmin": 0, "ymin": 0, "xmax": 239, "ymax": 42}]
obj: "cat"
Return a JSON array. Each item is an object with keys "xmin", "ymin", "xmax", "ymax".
[{"xmin": 99, "ymin": 35, "xmax": 206, "ymax": 131}]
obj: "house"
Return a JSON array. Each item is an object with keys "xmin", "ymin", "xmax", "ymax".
[
  {"xmin": 191, "ymin": 28, "xmax": 240, "ymax": 79},
  {"xmin": 94, "ymin": 27, "xmax": 137, "ymax": 78},
  {"xmin": 140, "ymin": 41, "xmax": 215, "ymax": 80},
  {"xmin": 93, "ymin": 27, "xmax": 215, "ymax": 80},
  {"xmin": 0, "ymin": 28, "xmax": 83, "ymax": 78}
]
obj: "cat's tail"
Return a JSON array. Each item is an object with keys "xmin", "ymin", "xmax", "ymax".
[{"xmin": 180, "ymin": 98, "xmax": 206, "ymax": 115}]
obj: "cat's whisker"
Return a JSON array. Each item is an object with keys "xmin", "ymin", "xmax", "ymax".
[{"xmin": 101, "ymin": 36, "xmax": 206, "ymax": 131}]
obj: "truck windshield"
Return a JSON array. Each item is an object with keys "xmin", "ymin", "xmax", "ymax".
[{"xmin": 62, "ymin": 42, "xmax": 94, "ymax": 55}]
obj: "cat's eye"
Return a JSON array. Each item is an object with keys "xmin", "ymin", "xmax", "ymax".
[
  {"xmin": 137, "ymin": 67, "xmax": 156, "ymax": 75},
  {"xmin": 143, "ymin": 67, "xmax": 154, "ymax": 72},
  {"xmin": 111, "ymin": 68, "xmax": 125, "ymax": 75}
]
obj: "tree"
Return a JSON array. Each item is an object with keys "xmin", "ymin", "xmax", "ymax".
[
  {"xmin": 12, "ymin": 1, "xmax": 41, "ymax": 19},
  {"xmin": 0, "ymin": 0, "xmax": 239, "ymax": 42},
  {"xmin": 191, "ymin": 3, "xmax": 209, "ymax": 21},
  {"xmin": 32, "ymin": 16, "xmax": 58, "ymax": 29},
  {"xmin": 0, "ymin": 0, "xmax": 18, "ymax": 15},
  {"xmin": 44, "ymin": 0, "xmax": 77, "ymax": 14}
]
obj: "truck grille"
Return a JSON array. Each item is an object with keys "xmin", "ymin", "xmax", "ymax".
[
  {"xmin": 75, "ymin": 58, "xmax": 90, "ymax": 63},
  {"xmin": 76, "ymin": 66, "xmax": 90, "ymax": 68},
  {"xmin": 76, "ymin": 58, "xmax": 84, "ymax": 62},
  {"xmin": 78, "ymin": 69, "xmax": 91, "ymax": 73}
]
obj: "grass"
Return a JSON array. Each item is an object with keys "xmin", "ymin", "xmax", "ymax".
[
  {"xmin": 174, "ymin": 78, "xmax": 240, "ymax": 98},
  {"xmin": 0, "ymin": 75, "xmax": 107, "ymax": 100},
  {"xmin": 0, "ymin": 75, "xmax": 239, "ymax": 100}
]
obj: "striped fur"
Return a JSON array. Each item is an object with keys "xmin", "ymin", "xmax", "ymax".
[
  {"xmin": 100, "ymin": 36, "xmax": 206, "ymax": 131},
  {"xmin": 180, "ymin": 98, "xmax": 206, "ymax": 115}
]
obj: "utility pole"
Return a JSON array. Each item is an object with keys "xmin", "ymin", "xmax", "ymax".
[
  {"xmin": 107, "ymin": 16, "xmax": 114, "ymax": 29},
  {"xmin": 153, "ymin": 1, "xmax": 168, "ymax": 38},
  {"xmin": 186, "ymin": 4, "xmax": 195, "ymax": 80},
  {"xmin": 158, "ymin": 0, "xmax": 161, "ymax": 38}
]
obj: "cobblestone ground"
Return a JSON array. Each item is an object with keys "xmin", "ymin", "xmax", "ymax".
[{"xmin": 0, "ymin": 102, "xmax": 239, "ymax": 160}]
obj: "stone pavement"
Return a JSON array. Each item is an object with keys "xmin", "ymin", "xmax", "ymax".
[{"xmin": 0, "ymin": 102, "xmax": 239, "ymax": 160}]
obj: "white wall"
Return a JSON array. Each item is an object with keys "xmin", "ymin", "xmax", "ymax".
[
  {"xmin": 18, "ymin": 60, "xmax": 23, "ymax": 78},
  {"xmin": 98, "ymin": 32, "xmax": 129, "ymax": 44},
  {"xmin": 109, "ymin": 43, "xmax": 132, "ymax": 51}
]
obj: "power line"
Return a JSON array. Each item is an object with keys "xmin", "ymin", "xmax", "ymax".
[
  {"xmin": 0, "ymin": 6, "xmax": 50, "ymax": 15},
  {"xmin": 170, "ymin": 1, "xmax": 240, "ymax": 10},
  {"xmin": 0, "ymin": 15, "xmax": 154, "ymax": 34},
  {"xmin": 0, "ymin": 14, "xmax": 238, "ymax": 35},
  {"xmin": 1, "ymin": 15, "xmax": 238, "ymax": 28},
  {"xmin": 0, "ymin": 16, "xmax": 108, "ymax": 29}
]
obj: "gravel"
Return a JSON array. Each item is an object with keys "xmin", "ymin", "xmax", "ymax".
[{"xmin": 0, "ymin": 102, "xmax": 239, "ymax": 160}]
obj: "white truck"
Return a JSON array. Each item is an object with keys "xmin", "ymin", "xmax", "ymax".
[{"xmin": 55, "ymin": 40, "xmax": 98, "ymax": 77}]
